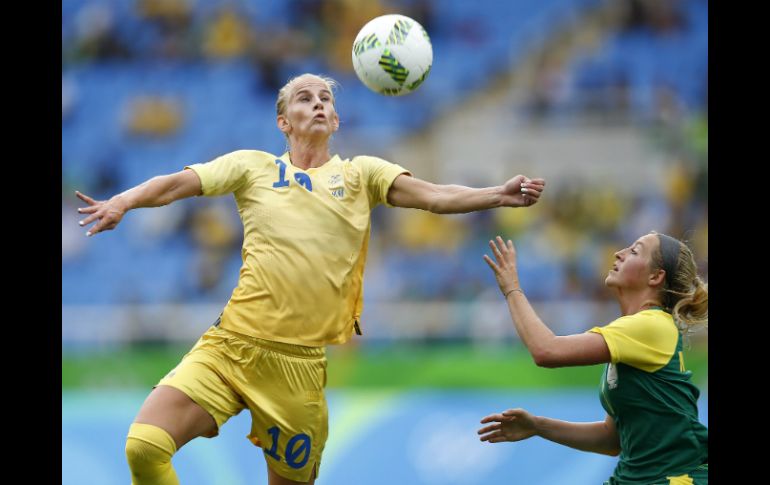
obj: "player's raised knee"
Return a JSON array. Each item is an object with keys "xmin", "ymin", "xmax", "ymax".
[{"xmin": 125, "ymin": 423, "xmax": 178, "ymax": 481}]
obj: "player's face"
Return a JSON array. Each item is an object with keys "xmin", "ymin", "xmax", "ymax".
[
  {"xmin": 279, "ymin": 78, "xmax": 339, "ymax": 140},
  {"xmin": 605, "ymin": 233, "xmax": 660, "ymax": 290}
]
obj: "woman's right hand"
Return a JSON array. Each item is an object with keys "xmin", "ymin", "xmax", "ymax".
[
  {"xmin": 483, "ymin": 236, "xmax": 521, "ymax": 296},
  {"xmin": 76, "ymin": 191, "xmax": 127, "ymax": 236},
  {"xmin": 478, "ymin": 408, "xmax": 538, "ymax": 443}
]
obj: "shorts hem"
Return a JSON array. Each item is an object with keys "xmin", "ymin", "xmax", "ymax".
[
  {"xmin": 264, "ymin": 458, "xmax": 320, "ymax": 483},
  {"xmin": 154, "ymin": 382, "xmax": 222, "ymax": 438}
]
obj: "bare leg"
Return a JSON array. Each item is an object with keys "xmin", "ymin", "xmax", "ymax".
[
  {"xmin": 134, "ymin": 385, "xmax": 218, "ymax": 449},
  {"xmin": 126, "ymin": 385, "xmax": 218, "ymax": 484},
  {"xmin": 267, "ymin": 464, "xmax": 316, "ymax": 485},
  {"xmin": 134, "ymin": 385, "xmax": 315, "ymax": 484}
]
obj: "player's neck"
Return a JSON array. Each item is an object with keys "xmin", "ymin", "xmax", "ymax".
[
  {"xmin": 288, "ymin": 141, "xmax": 332, "ymax": 170},
  {"xmin": 615, "ymin": 289, "xmax": 661, "ymax": 316}
]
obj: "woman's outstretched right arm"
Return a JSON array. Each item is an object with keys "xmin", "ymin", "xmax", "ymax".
[{"xmin": 76, "ymin": 168, "xmax": 202, "ymax": 237}]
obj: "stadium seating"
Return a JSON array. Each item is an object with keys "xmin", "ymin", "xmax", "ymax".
[{"xmin": 62, "ymin": 0, "xmax": 706, "ymax": 305}]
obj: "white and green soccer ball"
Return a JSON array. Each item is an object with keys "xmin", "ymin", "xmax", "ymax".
[{"xmin": 352, "ymin": 14, "xmax": 433, "ymax": 96}]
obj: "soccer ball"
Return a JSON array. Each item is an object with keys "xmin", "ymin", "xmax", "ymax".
[{"xmin": 351, "ymin": 14, "xmax": 433, "ymax": 96}]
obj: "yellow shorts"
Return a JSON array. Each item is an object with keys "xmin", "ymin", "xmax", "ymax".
[{"xmin": 157, "ymin": 325, "xmax": 328, "ymax": 482}]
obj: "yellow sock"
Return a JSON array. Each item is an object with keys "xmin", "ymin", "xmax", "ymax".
[{"xmin": 125, "ymin": 423, "xmax": 180, "ymax": 485}]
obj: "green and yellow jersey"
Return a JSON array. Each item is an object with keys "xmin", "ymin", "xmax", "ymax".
[
  {"xmin": 186, "ymin": 150, "xmax": 409, "ymax": 347},
  {"xmin": 589, "ymin": 309, "xmax": 708, "ymax": 484}
]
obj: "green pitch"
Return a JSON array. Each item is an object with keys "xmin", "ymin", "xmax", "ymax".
[{"xmin": 62, "ymin": 342, "xmax": 708, "ymax": 390}]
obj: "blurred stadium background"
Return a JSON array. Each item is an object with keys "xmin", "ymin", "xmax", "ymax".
[{"xmin": 62, "ymin": 0, "xmax": 708, "ymax": 483}]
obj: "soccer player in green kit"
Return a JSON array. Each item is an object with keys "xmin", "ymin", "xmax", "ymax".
[
  {"xmin": 75, "ymin": 74, "xmax": 546, "ymax": 485},
  {"xmin": 478, "ymin": 233, "xmax": 708, "ymax": 484}
]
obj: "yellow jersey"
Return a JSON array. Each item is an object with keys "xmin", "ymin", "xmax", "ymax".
[
  {"xmin": 588, "ymin": 308, "xmax": 679, "ymax": 372},
  {"xmin": 588, "ymin": 309, "xmax": 708, "ymax": 482},
  {"xmin": 186, "ymin": 150, "xmax": 409, "ymax": 346}
]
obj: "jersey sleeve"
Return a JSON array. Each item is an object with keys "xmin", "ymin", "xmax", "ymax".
[
  {"xmin": 588, "ymin": 311, "xmax": 679, "ymax": 372},
  {"xmin": 354, "ymin": 156, "xmax": 411, "ymax": 208},
  {"xmin": 185, "ymin": 150, "xmax": 251, "ymax": 196}
]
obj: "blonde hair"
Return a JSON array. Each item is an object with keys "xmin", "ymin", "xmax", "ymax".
[
  {"xmin": 275, "ymin": 73, "xmax": 339, "ymax": 117},
  {"xmin": 650, "ymin": 232, "xmax": 708, "ymax": 336}
]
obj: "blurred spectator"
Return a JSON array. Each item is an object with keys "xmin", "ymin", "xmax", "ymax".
[
  {"xmin": 621, "ymin": 0, "xmax": 686, "ymax": 35},
  {"xmin": 202, "ymin": 6, "xmax": 254, "ymax": 59},
  {"xmin": 189, "ymin": 202, "xmax": 239, "ymax": 250},
  {"xmin": 123, "ymin": 96, "xmax": 184, "ymax": 137},
  {"xmin": 286, "ymin": 0, "xmax": 326, "ymax": 45},
  {"xmin": 90, "ymin": 157, "xmax": 122, "ymax": 198},
  {"xmin": 403, "ymin": 0, "xmax": 435, "ymax": 35},
  {"xmin": 528, "ymin": 56, "xmax": 571, "ymax": 121},
  {"xmin": 133, "ymin": 200, "xmax": 188, "ymax": 244},
  {"xmin": 393, "ymin": 210, "xmax": 466, "ymax": 252},
  {"xmin": 685, "ymin": 112, "xmax": 708, "ymax": 163},
  {"xmin": 136, "ymin": 0, "xmax": 197, "ymax": 59},
  {"xmin": 249, "ymin": 28, "xmax": 314, "ymax": 91},
  {"xmin": 67, "ymin": 2, "xmax": 133, "ymax": 62},
  {"xmin": 137, "ymin": 0, "xmax": 192, "ymax": 20},
  {"xmin": 665, "ymin": 160, "xmax": 694, "ymax": 211},
  {"xmin": 136, "ymin": 0, "xmax": 192, "ymax": 17},
  {"xmin": 320, "ymin": 0, "xmax": 385, "ymax": 72},
  {"xmin": 185, "ymin": 202, "xmax": 241, "ymax": 296},
  {"xmin": 492, "ymin": 200, "xmax": 538, "ymax": 240}
]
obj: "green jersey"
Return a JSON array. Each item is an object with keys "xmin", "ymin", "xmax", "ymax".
[{"xmin": 589, "ymin": 309, "xmax": 708, "ymax": 484}]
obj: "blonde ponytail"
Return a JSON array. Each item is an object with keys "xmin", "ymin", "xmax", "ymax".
[{"xmin": 671, "ymin": 276, "xmax": 708, "ymax": 336}]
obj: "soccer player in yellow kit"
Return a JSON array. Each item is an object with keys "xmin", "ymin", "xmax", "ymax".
[{"xmin": 75, "ymin": 74, "xmax": 546, "ymax": 485}]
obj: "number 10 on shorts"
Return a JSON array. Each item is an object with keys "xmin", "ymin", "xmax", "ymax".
[{"xmin": 264, "ymin": 426, "xmax": 312, "ymax": 469}]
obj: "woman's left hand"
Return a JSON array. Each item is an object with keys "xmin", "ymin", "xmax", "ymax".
[{"xmin": 483, "ymin": 236, "xmax": 520, "ymax": 295}]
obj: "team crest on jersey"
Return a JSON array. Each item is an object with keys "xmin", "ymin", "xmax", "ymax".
[
  {"xmin": 328, "ymin": 174, "xmax": 345, "ymax": 199},
  {"xmin": 606, "ymin": 363, "xmax": 618, "ymax": 389}
]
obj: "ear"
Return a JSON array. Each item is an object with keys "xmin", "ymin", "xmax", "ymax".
[
  {"xmin": 277, "ymin": 115, "xmax": 290, "ymax": 134},
  {"xmin": 331, "ymin": 112, "xmax": 340, "ymax": 132},
  {"xmin": 648, "ymin": 269, "xmax": 666, "ymax": 288}
]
